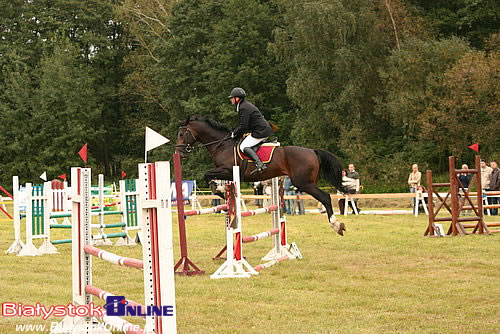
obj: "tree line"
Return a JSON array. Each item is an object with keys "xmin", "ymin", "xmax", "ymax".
[{"xmin": 0, "ymin": 0, "xmax": 498, "ymax": 192}]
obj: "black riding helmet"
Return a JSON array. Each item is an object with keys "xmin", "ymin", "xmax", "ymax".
[{"xmin": 228, "ymin": 87, "xmax": 246, "ymax": 99}]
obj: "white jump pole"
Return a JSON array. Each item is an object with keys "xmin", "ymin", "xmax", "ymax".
[{"xmin": 5, "ymin": 176, "xmax": 25, "ymax": 254}]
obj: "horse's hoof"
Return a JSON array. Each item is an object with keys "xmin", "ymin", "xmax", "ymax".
[{"xmin": 329, "ymin": 217, "xmax": 346, "ymax": 236}]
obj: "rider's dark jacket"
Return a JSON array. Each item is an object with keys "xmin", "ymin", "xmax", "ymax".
[{"xmin": 233, "ymin": 100, "xmax": 274, "ymax": 139}]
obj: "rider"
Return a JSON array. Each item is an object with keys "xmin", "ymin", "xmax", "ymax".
[{"xmin": 228, "ymin": 87, "xmax": 274, "ymax": 175}]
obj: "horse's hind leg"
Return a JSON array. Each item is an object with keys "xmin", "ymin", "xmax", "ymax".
[{"xmin": 292, "ymin": 180, "xmax": 346, "ymax": 236}]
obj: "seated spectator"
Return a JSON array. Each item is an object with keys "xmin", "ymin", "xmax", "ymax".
[
  {"xmin": 489, "ymin": 161, "xmax": 499, "ymax": 216},
  {"xmin": 416, "ymin": 185, "xmax": 428, "ymax": 213},
  {"xmin": 408, "ymin": 164, "xmax": 421, "ymax": 208}
]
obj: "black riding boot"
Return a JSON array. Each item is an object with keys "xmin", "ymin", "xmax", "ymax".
[{"xmin": 243, "ymin": 147, "xmax": 266, "ymax": 175}]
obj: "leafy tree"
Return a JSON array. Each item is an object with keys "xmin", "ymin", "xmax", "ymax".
[
  {"xmin": 407, "ymin": 0, "xmax": 500, "ymax": 48},
  {"xmin": 420, "ymin": 49, "xmax": 499, "ymax": 160},
  {"xmin": 153, "ymin": 0, "xmax": 290, "ymax": 181}
]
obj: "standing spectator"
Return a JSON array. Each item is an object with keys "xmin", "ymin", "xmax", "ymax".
[
  {"xmin": 458, "ymin": 164, "xmax": 472, "ymax": 214},
  {"xmin": 253, "ymin": 181, "xmax": 263, "ymax": 207},
  {"xmin": 296, "ymin": 191, "xmax": 305, "ymax": 215},
  {"xmin": 338, "ymin": 169, "xmax": 358, "ymax": 215},
  {"xmin": 262, "ymin": 179, "xmax": 272, "ymax": 208},
  {"xmin": 283, "ymin": 176, "xmax": 295, "ymax": 215},
  {"xmin": 489, "ymin": 161, "xmax": 499, "ymax": 216},
  {"xmin": 480, "ymin": 160, "xmax": 492, "ymax": 190},
  {"xmin": 209, "ymin": 180, "xmax": 222, "ymax": 207},
  {"xmin": 408, "ymin": 164, "xmax": 421, "ymax": 208},
  {"xmin": 481, "ymin": 160, "xmax": 493, "ymax": 214},
  {"xmin": 346, "ymin": 164, "xmax": 361, "ymax": 213}
]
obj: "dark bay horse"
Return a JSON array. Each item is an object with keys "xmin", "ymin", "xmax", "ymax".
[{"xmin": 176, "ymin": 115, "xmax": 347, "ymax": 235}]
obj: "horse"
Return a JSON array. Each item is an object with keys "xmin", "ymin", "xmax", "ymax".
[{"xmin": 176, "ymin": 115, "xmax": 347, "ymax": 235}]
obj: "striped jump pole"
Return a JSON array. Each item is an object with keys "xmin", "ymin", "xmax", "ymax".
[
  {"xmin": 254, "ymin": 256, "xmax": 290, "ymax": 271},
  {"xmin": 241, "ymin": 205, "xmax": 278, "ymax": 217},
  {"xmin": 84, "ymin": 244, "xmax": 143, "ymax": 269},
  {"xmin": 51, "ymin": 163, "xmax": 176, "ymax": 334},
  {"xmin": 85, "ymin": 286, "xmax": 146, "ymax": 316},
  {"xmin": 242, "ymin": 228, "xmax": 279, "ymax": 243},
  {"xmin": 183, "ymin": 204, "xmax": 228, "ymax": 216}
]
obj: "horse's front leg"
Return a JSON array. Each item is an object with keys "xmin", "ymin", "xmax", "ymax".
[
  {"xmin": 204, "ymin": 167, "xmax": 233, "ymax": 184},
  {"xmin": 204, "ymin": 167, "xmax": 233, "ymax": 200}
]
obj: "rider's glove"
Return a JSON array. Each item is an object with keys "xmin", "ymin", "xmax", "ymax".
[{"xmin": 231, "ymin": 132, "xmax": 235, "ymax": 138}]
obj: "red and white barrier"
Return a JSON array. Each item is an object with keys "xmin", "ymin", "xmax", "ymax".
[
  {"xmin": 210, "ymin": 167, "xmax": 302, "ymax": 279},
  {"xmin": 84, "ymin": 244, "xmax": 144, "ymax": 269},
  {"xmin": 241, "ymin": 205, "xmax": 278, "ymax": 217},
  {"xmin": 242, "ymin": 228, "xmax": 279, "ymax": 243},
  {"xmin": 183, "ymin": 204, "xmax": 228, "ymax": 216},
  {"xmin": 51, "ymin": 163, "xmax": 176, "ymax": 334}
]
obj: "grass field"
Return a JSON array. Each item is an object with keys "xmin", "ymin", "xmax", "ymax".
[{"xmin": 0, "ymin": 205, "xmax": 499, "ymax": 333}]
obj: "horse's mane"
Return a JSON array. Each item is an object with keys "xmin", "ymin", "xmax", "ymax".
[{"xmin": 181, "ymin": 115, "xmax": 231, "ymax": 133}]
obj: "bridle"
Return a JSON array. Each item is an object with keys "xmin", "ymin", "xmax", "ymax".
[{"xmin": 176, "ymin": 125, "xmax": 233, "ymax": 154}]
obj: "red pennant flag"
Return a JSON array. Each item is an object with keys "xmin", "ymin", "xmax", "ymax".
[
  {"xmin": 78, "ymin": 143, "xmax": 88, "ymax": 163},
  {"xmin": 121, "ymin": 171, "xmax": 126, "ymax": 179},
  {"xmin": 468, "ymin": 143, "xmax": 479, "ymax": 152},
  {"xmin": 57, "ymin": 174, "xmax": 67, "ymax": 181}
]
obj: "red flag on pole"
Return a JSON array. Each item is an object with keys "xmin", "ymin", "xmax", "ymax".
[
  {"xmin": 121, "ymin": 171, "xmax": 126, "ymax": 179},
  {"xmin": 57, "ymin": 174, "xmax": 67, "ymax": 181},
  {"xmin": 78, "ymin": 143, "xmax": 88, "ymax": 163},
  {"xmin": 468, "ymin": 143, "xmax": 479, "ymax": 152}
]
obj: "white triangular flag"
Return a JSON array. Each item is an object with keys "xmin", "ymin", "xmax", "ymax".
[
  {"xmin": 145, "ymin": 127, "xmax": 170, "ymax": 151},
  {"xmin": 40, "ymin": 172, "xmax": 47, "ymax": 181},
  {"xmin": 145, "ymin": 127, "xmax": 170, "ymax": 162}
]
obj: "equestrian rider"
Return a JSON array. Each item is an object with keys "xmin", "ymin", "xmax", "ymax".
[{"xmin": 228, "ymin": 87, "xmax": 274, "ymax": 175}]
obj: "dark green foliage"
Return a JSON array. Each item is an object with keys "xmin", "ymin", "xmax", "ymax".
[{"xmin": 0, "ymin": 0, "xmax": 497, "ymax": 191}]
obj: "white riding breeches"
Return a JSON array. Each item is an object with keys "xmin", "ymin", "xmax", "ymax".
[{"xmin": 240, "ymin": 135, "xmax": 267, "ymax": 151}]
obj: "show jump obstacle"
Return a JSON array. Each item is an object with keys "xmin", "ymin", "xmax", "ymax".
[
  {"xmin": 52, "ymin": 163, "xmax": 176, "ymax": 334},
  {"xmin": 7, "ymin": 174, "xmax": 140, "ymax": 256},
  {"xmin": 425, "ymin": 155, "xmax": 498, "ymax": 236},
  {"xmin": 210, "ymin": 166, "xmax": 302, "ymax": 279}
]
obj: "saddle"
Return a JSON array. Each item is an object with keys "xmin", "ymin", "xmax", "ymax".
[{"xmin": 237, "ymin": 137, "xmax": 280, "ymax": 163}]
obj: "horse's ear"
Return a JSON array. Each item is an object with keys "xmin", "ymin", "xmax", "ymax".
[{"xmin": 179, "ymin": 116, "xmax": 189, "ymax": 126}]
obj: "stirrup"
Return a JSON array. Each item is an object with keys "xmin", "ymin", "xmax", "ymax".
[{"xmin": 250, "ymin": 165, "xmax": 266, "ymax": 175}]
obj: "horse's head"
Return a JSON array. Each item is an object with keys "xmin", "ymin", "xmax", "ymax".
[
  {"xmin": 176, "ymin": 115, "xmax": 232, "ymax": 158},
  {"xmin": 176, "ymin": 118, "xmax": 197, "ymax": 158}
]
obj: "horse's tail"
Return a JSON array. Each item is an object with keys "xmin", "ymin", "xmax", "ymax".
[{"xmin": 314, "ymin": 149, "xmax": 347, "ymax": 194}]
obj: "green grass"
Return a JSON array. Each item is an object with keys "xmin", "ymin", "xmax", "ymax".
[{"xmin": 0, "ymin": 205, "xmax": 499, "ymax": 333}]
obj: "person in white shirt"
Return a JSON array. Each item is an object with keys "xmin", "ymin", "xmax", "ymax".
[{"xmin": 408, "ymin": 164, "xmax": 422, "ymax": 207}]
